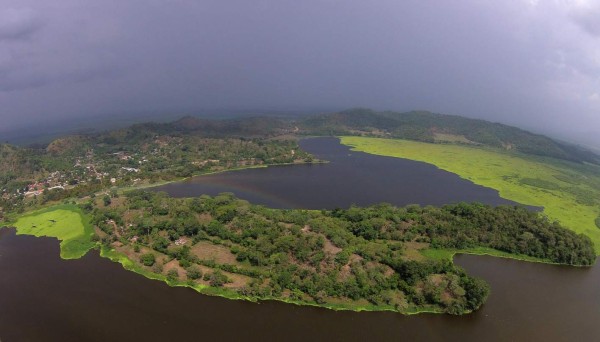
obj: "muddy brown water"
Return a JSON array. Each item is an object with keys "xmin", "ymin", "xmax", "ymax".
[
  {"xmin": 1, "ymin": 229, "xmax": 598, "ymax": 341},
  {"xmin": 1, "ymin": 137, "xmax": 594, "ymax": 341}
]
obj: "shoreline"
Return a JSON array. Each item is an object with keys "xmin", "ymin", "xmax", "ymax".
[
  {"xmin": 426, "ymin": 247, "xmax": 593, "ymax": 267},
  {"xmin": 98, "ymin": 243, "xmax": 445, "ymax": 315},
  {"xmin": 113, "ymin": 159, "xmax": 329, "ymax": 194},
  {"xmin": 2, "ymin": 220, "xmax": 589, "ymax": 315},
  {"xmin": 2, "ymin": 137, "xmax": 596, "ymax": 315},
  {"xmin": 340, "ymin": 136, "xmax": 600, "ymax": 255},
  {"xmin": 1, "ymin": 159, "xmax": 328, "ymax": 224},
  {"xmin": 99, "ymin": 242, "xmax": 593, "ymax": 315}
]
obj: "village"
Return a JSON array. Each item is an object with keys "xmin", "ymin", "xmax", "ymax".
[{"xmin": 0, "ymin": 133, "xmax": 310, "ymax": 221}]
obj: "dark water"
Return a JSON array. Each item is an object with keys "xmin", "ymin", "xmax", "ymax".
[
  {"xmin": 1, "ymin": 229, "xmax": 598, "ymax": 342},
  {"xmin": 153, "ymin": 137, "xmax": 525, "ymax": 209}
]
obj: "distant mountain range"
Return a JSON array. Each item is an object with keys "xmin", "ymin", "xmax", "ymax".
[
  {"xmin": 114, "ymin": 108, "xmax": 600, "ymax": 164},
  {"xmin": 4, "ymin": 108, "xmax": 599, "ymax": 165}
]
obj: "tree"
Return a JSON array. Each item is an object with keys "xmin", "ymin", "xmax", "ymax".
[
  {"xmin": 186, "ymin": 266, "xmax": 202, "ymax": 280},
  {"xmin": 140, "ymin": 253, "xmax": 155, "ymax": 266},
  {"xmin": 461, "ymin": 276, "xmax": 490, "ymax": 311},
  {"xmin": 103, "ymin": 195, "xmax": 111, "ymax": 207}
]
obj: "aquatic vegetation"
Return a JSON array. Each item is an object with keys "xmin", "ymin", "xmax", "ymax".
[
  {"xmin": 9, "ymin": 205, "xmax": 95, "ymax": 259},
  {"xmin": 341, "ymin": 136, "xmax": 600, "ymax": 253}
]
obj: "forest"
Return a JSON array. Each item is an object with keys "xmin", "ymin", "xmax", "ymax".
[{"xmin": 87, "ymin": 190, "xmax": 595, "ymax": 314}]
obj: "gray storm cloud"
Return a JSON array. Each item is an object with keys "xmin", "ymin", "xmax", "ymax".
[
  {"xmin": 0, "ymin": 0, "xmax": 599, "ymax": 147},
  {"xmin": 0, "ymin": 8, "xmax": 41, "ymax": 41}
]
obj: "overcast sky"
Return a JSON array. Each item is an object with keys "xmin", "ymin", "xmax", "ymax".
[{"xmin": 1, "ymin": 0, "xmax": 599, "ymax": 146}]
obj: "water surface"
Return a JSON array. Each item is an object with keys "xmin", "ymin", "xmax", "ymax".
[
  {"xmin": 154, "ymin": 137, "xmax": 523, "ymax": 209},
  {"xmin": 0, "ymin": 229, "xmax": 597, "ymax": 341}
]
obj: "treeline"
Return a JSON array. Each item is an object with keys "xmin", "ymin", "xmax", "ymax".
[
  {"xmin": 88, "ymin": 191, "xmax": 595, "ymax": 314},
  {"xmin": 299, "ymin": 108, "xmax": 600, "ymax": 164}
]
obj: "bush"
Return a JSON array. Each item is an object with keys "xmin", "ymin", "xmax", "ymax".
[
  {"xmin": 167, "ymin": 269, "xmax": 179, "ymax": 282},
  {"xmin": 152, "ymin": 262, "xmax": 163, "ymax": 274},
  {"xmin": 103, "ymin": 195, "xmax": 112, "ymax": 206},
  {"xmin": 209, "ymin": 270, "xmax": 230, "ymax": 287},
  {"xmin": 140, "ymin": 253, "xmax": 156, "ymax": 266},
  {"xmin": 186, "ymin": 266, "xmax": 202, "ymax": 280}
]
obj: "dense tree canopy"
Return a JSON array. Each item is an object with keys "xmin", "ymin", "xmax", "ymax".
[{"xmin": 87, "ymin": 190, "xmax": 595, "ymax": 314}]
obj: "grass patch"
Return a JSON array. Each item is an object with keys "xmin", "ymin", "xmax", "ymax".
[
  {"xmin": 420, "ymin": 247, "xmax": 550, "ymax": 264},
  {"xmin": 596, "ymin": 216, "xmax": 600, "ymax": 229},
  {"xmin": 341, "ymin": 136, "xmax": 600, "ymax": 254},
  {"xmin": 8, "ymin": 204, "xmax": 95, "ymax": 259}
]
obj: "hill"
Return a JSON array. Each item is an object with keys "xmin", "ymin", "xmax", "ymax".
[
  {"xmin": 299, "ymin": 108, "xmax": 600, "ymax": 164},
  {"xmin": 0, "ymin": 116, "xmax": 309, "ymax": 219},
  {"xmin": 124, "ymin": 116, "xmax": 293, "ymax": 139}
]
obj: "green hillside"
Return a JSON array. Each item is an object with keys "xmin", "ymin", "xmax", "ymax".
[{"xmin": 299, "ymin": 108, "xmax": 600, "ymax": 164}]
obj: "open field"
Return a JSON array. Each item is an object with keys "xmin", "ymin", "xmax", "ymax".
[
  {"xmin": 8, "ymin": 205, "xmax": 95, "ymax": 259},
  {"xmin": 341, "ymin": 136, "xmax": 600, "ymax": 253}
]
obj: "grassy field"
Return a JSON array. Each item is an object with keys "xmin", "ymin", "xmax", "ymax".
[
  {"xmin": 341, "ymin": 136, "xmax": 600, "ymax": 254},
  {"xmin": 8, "ymin": 205, "xmax": 95, "ymax": 259}
]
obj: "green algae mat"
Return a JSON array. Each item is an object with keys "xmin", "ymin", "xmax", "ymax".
[{"xmin": 8, "ymin": 205, "xmax": 95, "ymax": 259}]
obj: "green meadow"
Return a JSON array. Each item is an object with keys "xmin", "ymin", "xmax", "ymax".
[
  {"xmin": 341, "ymin": 136, "xmax": 600, "ymax": 254},
  {"xmin": 8, "ymin": 205, "xmax": 95, "ymax": 259}
]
